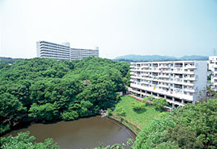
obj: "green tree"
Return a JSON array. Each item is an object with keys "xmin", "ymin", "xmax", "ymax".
[
  {"xmin": 0, "ymin": 131, "xmax": 59, "ymax": 149},
  {"xmin": 28, "ymin": 103, "xmax": 58, "ymax": 121},
  {"xmin": 153, "ymin": 98, "xmax": 168, "ymax": 111},
  {"xmin": 167, "ymin": 125, "xmax": 203, "ymax": 149},
  {"xmin": 134, "ymin": 99, "xmax": 217, "ymax": 149},
  {"xmin": 0, "ymin": 93, "xmax": 26, "ymax": 134},
  {"xmin": 61, "ymin": 111, "xmax": 79, "ymax": 120}
]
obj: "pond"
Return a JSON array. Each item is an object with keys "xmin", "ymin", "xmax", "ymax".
[{"xmin": 3, "ymin": 116, "xmax": 136, "ymax": 149}]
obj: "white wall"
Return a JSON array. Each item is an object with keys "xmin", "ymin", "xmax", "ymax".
[{"xmin": 193, "ymin": 61, "xmax": 207, "ymax": 103}]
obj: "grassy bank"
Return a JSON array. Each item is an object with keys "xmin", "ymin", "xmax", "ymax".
[{"xmin": 110, "ymin": 95, "xmax": 168, "ymax": 130}]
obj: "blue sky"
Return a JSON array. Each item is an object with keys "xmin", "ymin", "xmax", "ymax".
[{"xmin": 0, "ymin": 0, "xmax": 217, "ymax": 59}]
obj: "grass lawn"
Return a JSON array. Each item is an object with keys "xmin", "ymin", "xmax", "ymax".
[{"xmin": 112, "ymin": 95, "xmax": 168, "ymax": 128}]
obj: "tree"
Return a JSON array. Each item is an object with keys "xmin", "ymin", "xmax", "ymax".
[
  {"xmin": 134, "ymin": 116, "xmax": 176, "ymax": 149},
  {"xmin": 0, "ymin": 57, "xmax": 130, "ymax": 130},
  {"xmin": 0, "ymin": 93, "xmax": 26, "ymax": 134},
  {"xmin": 153, "ymin": 98, "xmax": 168, "ymax": 111},
  {"xmin": 134, "ymin": 99, "xmax": 217, "ymax": 149},
  {"xmin": 61, "ymin": 111, "xmax": 79, "ymax": 120},
  {"xmin": 171, "ymin": 100, "xmax": 217, "ymax": 148},
  {"xmin": 28, "ymin": 103, "xmax": 58, "ymax": 121},
  {"xmin": 143, "ymin": 95, "xmax": 154, "ymax": 104},
  {"xmin": 167, "ymin": 125, "xmax": 203, "ymax": 149},
  {"xmin": 0, "ymin": 131, "xmax": 59, "ymax": 149}
]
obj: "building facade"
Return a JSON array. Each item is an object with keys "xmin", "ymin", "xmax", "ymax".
[
  {"xmin": 37, "ymin": 41, "xmax": 99, "ymax": 61},
  {"xmin": 71, "ymin": 47, "xmax": 99, "ymax": 60},
  {"xmin": 37, "ymin": 41, "xmax": 71, "ymax": 61},
  {"xmin": 129, "ymin": 60, "xmax": 207, "ymax": 108},
  {"xmin": 209, "ymin": 56, "xmax": 217, "ymax": 91}
]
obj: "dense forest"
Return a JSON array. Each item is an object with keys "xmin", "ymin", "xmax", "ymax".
[{"xmin": 0, "ymin": 57, "xmax": 130, "ymax": 134}]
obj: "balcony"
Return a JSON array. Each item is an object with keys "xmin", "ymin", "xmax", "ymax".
[
  {"xmin": 158, "ymin": 75, "xmax": 170, "ymax": 78},
  {"xmin": 174, "ymin": 65, "xmax": 183, "ymax": 68},
  {"xmin": 184, "ymin": 65, "xmax": 197, "ymax": 69},
  {"xmin": 211, "ymin": 86, "xmax": 217, "ymax": 91},
  {"xmin": 131, "ymin": 75, "xmax": 143, "ymax": 79},
  {"xmin": 166, "ymin": 100, "xmax": 185, "ymax": 107},
  {"xmin": 184, "ymin": 88, "xmax": 196, "ymax": 93},
  {"xmin": 130, "ymin": 83, "xmax": 194, "ymax": 101},
  {"xmin": 141, "ymin": 65, "xmax": 149, "ymax": 68},
  {"xmin": 158, "ymin": 84, "xmax": 169, "ymax": 88},
  {"xmin": 141, "ymin": 81, "xmax": 149, "ymax": 85},
  {"xmin": 173, "ymin": 70, "xmax": 195, "ymax": 75},
  {"xmin": 141, "ymin": 73, "xmax": 149, "ymax": 77},
  {"xmin": 145, "ymin": 77, "xmax": 153, "ymax": 81},
  {"xmin": 184, "ymin": 77, "xmax": 196, "ymax": 81},
  {"xmin": 140, "ymin": 69, "xmax": 151, "ymax": 72},
  {"xmin": 162, "ymin": 70, "xmax": 172, "ymax": 73},
  {"xmin": 159, "ymin": 65, "xmax": 169, "ymax": 68}
]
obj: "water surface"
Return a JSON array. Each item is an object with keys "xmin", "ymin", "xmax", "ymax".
[{"xmin": 3, "ymin": 116, "xmax": 135, "ymax": 149}]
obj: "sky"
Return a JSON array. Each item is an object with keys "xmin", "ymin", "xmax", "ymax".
[{"xmin": 0, "ymin": 0, "xmax": 217, "ymax": 59}]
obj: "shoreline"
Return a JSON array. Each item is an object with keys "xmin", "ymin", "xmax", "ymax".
[{"xmin": 106, "ymin": 116, "xmax": 137, "ymax": 138}]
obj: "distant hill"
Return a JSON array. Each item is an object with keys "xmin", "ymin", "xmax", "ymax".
[
  {"xmin": 0, "ymin": 57, "xmax": 24, "ymax": 64},
  {"xmin": 114, "ymin": 55, "xmax": 209, "ymax": 62},
  {"xmin": 179, "ymin": 55, "xmax": 209, "ymax": 60}
]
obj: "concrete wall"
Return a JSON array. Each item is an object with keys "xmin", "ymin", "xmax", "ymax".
[{"xmin": 193, "ymin": 61, "xmax": 207, "ymax": 103}]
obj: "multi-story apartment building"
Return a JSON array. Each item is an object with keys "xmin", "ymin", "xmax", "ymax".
[
  {"xmin": 71, "ymin": 47, "xmax": 99, "ymax": 60},
  {"xmin": 129, "ymin": 61, "xmax": 207, "ymax": 108},
  {"xmin": 37, "ymin": 41, "xmax": 99, "ymax": 61},
  {"xmin": 209, "ymin": 56, "xmax": 217, "ymax": 91},
  {"xmin": 37, "ymin": 41, "xmax": 71, "ymax": 61}
]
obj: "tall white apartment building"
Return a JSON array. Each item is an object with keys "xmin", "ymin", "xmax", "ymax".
[
  {"xmin": 209, "ymin": 56, "xmax": 217, "ymax": 91},
  {"xmin": 37, "ymin": 41, "xmax": 99, "ymax": 61},
  {"xmin": 37, "ymin": 41, "xmax": 71, "ymax": 60},
  {"xmin": 71, "ymin": 47, "xmax": 99, "ymax": 60},
  {"xmin": 129, "ymin": 61, "xmax": 207, "ymax": 108}
]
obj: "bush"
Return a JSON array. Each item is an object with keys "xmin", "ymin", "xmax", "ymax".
[
  {"xmin": 0, "ymin": 131, "xmax": 59, "ymax": 149},
  {"xmin": 107, "ymin": 108, "xmax": 112, "ymax": 116},
  {"xmin": 0, "ymin": 124, "xmax": 10, "ymax": 134},
  {"xmin": 132, "ymin": 102, "xmax": 146, "ymax": 112},
  {"xmin": 115, "ymin": 93, "xmax": 121, "ymax": 101},
  {"xmin": 116, "ymin": 107, "xmax": 126, "ymax": 116}
]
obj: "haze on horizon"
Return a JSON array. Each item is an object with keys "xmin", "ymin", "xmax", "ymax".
[{"xmin": 0, "ymin": 0, "xmax": 217, "ymax": 59}]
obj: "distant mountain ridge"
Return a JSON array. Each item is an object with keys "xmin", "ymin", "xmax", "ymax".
[
  {"xmin": 114, "ymin": 55, "xmax": 209, "ymax": 62},
  {"xmin": 0, "ymin": 57, "xmax": 24, "ymax": 64}
]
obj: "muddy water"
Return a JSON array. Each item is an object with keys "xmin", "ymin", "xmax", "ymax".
[{"xmin": 3, "ymin": 116, "xmax": 136, "ymax": 149}]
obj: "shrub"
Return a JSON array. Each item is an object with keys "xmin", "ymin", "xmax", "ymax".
[
  {"xmin": 132, "ymin": 102, "xmax": 146, "ymax": 112},
  {"xmin": 116, "ymin": 107, "xmax": 126, "ymax": 116}
]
